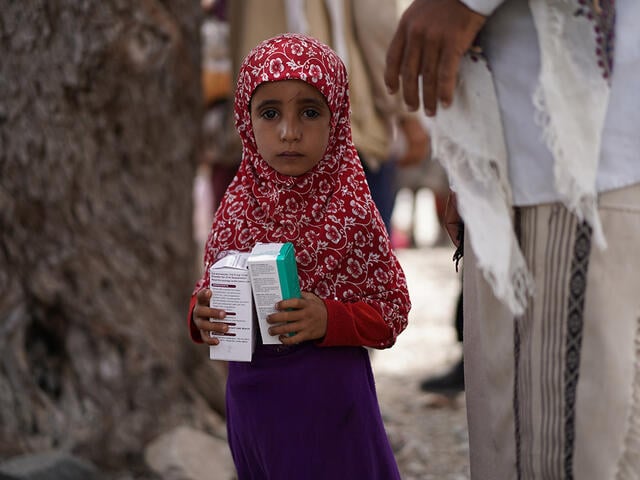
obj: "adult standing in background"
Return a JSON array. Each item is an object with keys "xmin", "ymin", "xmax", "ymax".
[
  {"xmin": 385, "ymin": 0, "xmax": 640, "ymax": 478},
  {"xmin": 224, "ymin": 0, "xmax": 429, "ymax": 233}
]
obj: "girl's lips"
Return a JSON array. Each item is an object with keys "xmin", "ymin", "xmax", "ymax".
[{"xmin": 278, "ymin": 151, "xmax": 303, "ymax": 156}]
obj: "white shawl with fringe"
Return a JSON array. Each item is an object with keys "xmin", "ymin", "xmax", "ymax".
[{"xmin": 432, "ymin": 0, "xmax": 615, "ymax": 315}]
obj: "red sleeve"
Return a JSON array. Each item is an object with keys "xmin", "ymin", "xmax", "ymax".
[
  {"xmin": 317, "ymin": 298, "xmax": 395, "ymax": 349},
  {"xmin": 187, "ymin": 294, "xmax": 203, "ymax": 343}
]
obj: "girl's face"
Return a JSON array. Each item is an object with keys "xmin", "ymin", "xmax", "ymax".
[{"xmin": 250, "ymin": 79, "xmax": 331, "ymax": 177}]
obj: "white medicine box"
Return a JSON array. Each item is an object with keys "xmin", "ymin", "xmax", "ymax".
[
  {"xmin": 247, "ymin": 242, "xmax": 301, "ymax": 344},
  {"xmin": 208, "ymin": 252, "xmax": 256, "ymax": 361}
]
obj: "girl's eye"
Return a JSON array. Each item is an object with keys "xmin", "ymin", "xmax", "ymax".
[
  {"xmin": 261, "ymin": 109, "xmax": 278, "ymax": 120},
  {"xmin": 303, "ymin": 109, "xmax": 320, "ymax": 119}
]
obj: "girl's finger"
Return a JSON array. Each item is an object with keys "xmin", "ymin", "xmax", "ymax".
[
  {"xmin": 279, "ymin": 330, "xmax": 302, "ymax": 345},
  {"xmin": 200, "ymin": 329, "xmax": 219, "ymax": 345},
  {"xmin": 195, "ymin": 305, "xmax": 226, "ymax": 321}
]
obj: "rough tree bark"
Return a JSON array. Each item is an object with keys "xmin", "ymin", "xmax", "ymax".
[{"xmin": 0, "ymin": 0, "xmax": 226, "ymax": 471}]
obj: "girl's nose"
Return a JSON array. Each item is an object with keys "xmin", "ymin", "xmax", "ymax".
[{"xmin": 279, "ymin": 118, "xmax": 301, "ymax": 143}]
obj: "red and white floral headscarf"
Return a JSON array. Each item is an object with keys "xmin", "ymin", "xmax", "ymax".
[{"xmin": 195, "ymin": 33, "xmax": 409, "ymax": 342}]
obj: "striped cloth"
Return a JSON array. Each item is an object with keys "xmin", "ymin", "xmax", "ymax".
[{"xmin": 463, "ymin": 182, "xmax": 640, "ymax": 479}]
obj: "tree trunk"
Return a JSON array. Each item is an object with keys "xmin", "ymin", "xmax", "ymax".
[{"xmin": 0, "ymin": 0, "xmax": 226, "ymax": 470}]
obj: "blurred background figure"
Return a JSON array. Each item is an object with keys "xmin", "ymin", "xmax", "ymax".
[
  {"xmin": 197, "ymin": 0, "xmax": 429, "ymax": 237},
  {"xmin": 393, "ymin": 147, "xmax": 449, "ymax": 248},
  {"xmin": 195, "ymin": 0, "xmax": 234, "ymax": 257},
  {"xmin": 392, "ymin": 125, "xmax": 465, "ymax": 395}
]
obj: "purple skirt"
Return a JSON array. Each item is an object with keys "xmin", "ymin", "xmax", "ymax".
[{"xmin": 226, "ymin": 342, "xmax": 401, "ymax": 480}]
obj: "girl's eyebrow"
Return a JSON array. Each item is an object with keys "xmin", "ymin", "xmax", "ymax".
[
  {"xmin": 254, "ymin": 97, "xmax": 327, "ymax": 110},
  {"xmin": 254, "ymin": 99, "xmax": 280, "ymax": 110},
  {"xmin": 297, "ymin": 97, "xmax": 327, "ymax": 107}
]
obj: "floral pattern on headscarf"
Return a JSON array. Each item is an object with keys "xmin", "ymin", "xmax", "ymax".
[{"xmin": 195, "ymin": 33, "xmax": 409, "ymax": 346}]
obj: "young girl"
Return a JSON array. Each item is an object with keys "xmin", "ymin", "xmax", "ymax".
[{"xmin": 188, "ymin": 33, "xmax": 410, "ymax": 479}]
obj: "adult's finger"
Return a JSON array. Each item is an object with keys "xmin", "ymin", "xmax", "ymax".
[
  {"xmin": 421, "ymin": 39, "xmax": 441, "ymax": 116},
  {"xmin": 436, "ymin": 42, "xmax": 464, "ymax": 109},
  {"xmin": 399, "ymin": 29, "xmax": 425, "ymax": 111},
  {"xmin": 384, "ymin": 23, "xmax": 406, "ymax": 94}
]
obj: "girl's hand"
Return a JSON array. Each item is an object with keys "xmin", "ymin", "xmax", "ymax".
[
  {"xmin": 267, "ymin": 292, "xmax": 327, "ymax": 344},
  {"xmin": 193, "ymin": 289, "xmax": 228, "ymax": 345}
]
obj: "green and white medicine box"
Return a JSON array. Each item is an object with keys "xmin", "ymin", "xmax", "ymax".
[
  {"xmin": 208, "ymin": 252, "xmax": 256, "ymax": 361},
  {"xmin": 247, "ymin": 242, "xmax": 302, "ymax": 344}
]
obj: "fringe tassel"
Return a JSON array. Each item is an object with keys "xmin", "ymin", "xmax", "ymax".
[
  {"xmin": 435, "ymin": 135, "xmax": 534, "ymax": 316},
  {"xmin": 530, "ymin": 1, "xmax": 608, "ymax": 249}
]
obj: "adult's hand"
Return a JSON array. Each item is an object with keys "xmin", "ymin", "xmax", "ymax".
[
  {"xmin": 385, "ymin": 0, "xmax": 486, "ymax": 116},
  {"xmin": 443, "ymin": 190, "xmax": 463, "ymax": 247},
  {"xmin": 397, "ymin": 116, "xmax": 431, "ymax": 167}
]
